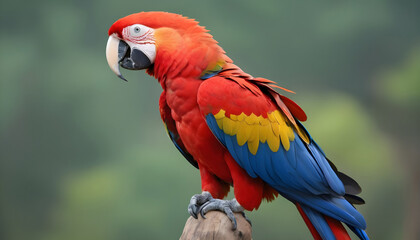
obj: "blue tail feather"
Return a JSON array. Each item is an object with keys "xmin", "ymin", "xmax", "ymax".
[
  {"xmin": 348, "ymin": 225, "xmax": 370, "ymax": 240},
  {"xmin": 300, "ymin": 204, "xmax": 335, "ymax": 240}
]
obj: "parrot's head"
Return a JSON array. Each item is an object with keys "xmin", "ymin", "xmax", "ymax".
[{"xmin": 106, "ymin": 12, "xmax": 227, "ymax": 81}]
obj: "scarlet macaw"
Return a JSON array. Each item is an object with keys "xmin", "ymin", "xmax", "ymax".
[{"xmin": 105, "ymin": 12, "xmax": 369, "ymax": 240}]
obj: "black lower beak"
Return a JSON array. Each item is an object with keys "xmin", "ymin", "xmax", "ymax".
[{"xmin": 118, "ymin": 40, "xmax": 152, "ymax": 71}]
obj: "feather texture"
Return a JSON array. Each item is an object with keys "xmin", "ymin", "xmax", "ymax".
[{"xmin": 109, "ymin": 12, "xmax": 368, "ymax": 240}]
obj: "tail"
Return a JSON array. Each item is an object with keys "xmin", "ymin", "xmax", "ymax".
[{"xmin": 296, "ymin": 203, "xmax": 369, "ymax": 240}]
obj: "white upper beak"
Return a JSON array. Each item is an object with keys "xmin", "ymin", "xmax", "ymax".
[{"xmin": 106, "ymin": 35, "xmax": 123, "ymax": 78}]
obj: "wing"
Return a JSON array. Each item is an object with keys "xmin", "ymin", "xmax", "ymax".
[
  {"xmin": 159, "ymin": 92, "xmax": 198, "ymax": 169},
  {"xmin": 197, "ymin": 74, "xmax": 344, "ymax": 195},
  {"xmin": 197, "ymin": 71, "xmax": 366, "ymax": 229}
]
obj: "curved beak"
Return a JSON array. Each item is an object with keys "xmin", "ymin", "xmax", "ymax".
[
  {"xmin": 106, "ymin": 34, "xmax": 155, "ymax": 81},
  {"xmin": 106, "ymin": 35, "xmax": 126, "ymax": 81}
]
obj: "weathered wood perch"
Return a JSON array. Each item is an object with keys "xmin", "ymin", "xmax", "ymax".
[{"xmin": 180, "ymin": 211, "xmax": 252, "ymax": 240}]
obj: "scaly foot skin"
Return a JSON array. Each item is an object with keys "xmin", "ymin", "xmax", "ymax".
[{"xmin": 187, "ymin": 191, "xmax": 251, "ymax": 230}]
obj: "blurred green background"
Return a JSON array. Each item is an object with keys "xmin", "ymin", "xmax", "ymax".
[{"xmin": 1, "ymin": 0, "xmax": 419, "ymax": 239}]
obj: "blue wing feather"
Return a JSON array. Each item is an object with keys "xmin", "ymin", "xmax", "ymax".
[
  {"xmin": 205, "ymin": 114, "xmax": 367, "ymax": 235},
  {"xmin": 255, "ymin": 143, "xmax": 276, "ymax": 184}
]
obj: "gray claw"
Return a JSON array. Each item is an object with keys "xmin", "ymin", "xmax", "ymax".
[
  {"xmin": 188, "ymin": 204, "xmax": 198, "ymax": 219},
  {"xmin": 188, "ymin": 191, "xmax": 213, "ymax": 219},
  {"xmin": 188, "ymin": 193, "xmax": 249, "ymax": 230},
  {"xmin": 200, "ymin": 199, "xmax": 239, "ymax": 230},
  {"xmin": 224, "ymin": 206, "xmax": 237, "ymax": 230},
  {"xmin": 198, "ymin": 201, "xmax": 211, "ymax": 219}
]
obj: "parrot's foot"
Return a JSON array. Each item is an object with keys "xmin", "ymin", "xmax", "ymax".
[{"xmin": 187, "ymin": 191, "xmax": 251, "ymax": 230}]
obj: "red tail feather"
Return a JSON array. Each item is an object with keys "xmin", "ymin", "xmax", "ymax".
[
  {"xmin": 296, "ymin": 203, "xmax": 322, "ymax": 240},
  {"xmin": 325, "ymin": 215, "xmax": 351, "ymax": 240},
  {"xmin": 296, "ymin": 203, "xmax": 351, "ymax": 240}
]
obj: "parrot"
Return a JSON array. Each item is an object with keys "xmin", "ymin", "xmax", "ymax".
[{"xmin": 105, "ymin": 12, "xmax": 369, "ymax": 240}]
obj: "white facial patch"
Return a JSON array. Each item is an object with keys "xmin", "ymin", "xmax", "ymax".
[
  {"xmin": 125, "ymin": 41, "xmax": 156, "ymax": 63},
  {"xmin": 123, "ymin": 24, "xmax": 157, "ymax": 63}
]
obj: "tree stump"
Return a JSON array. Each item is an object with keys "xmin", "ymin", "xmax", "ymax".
[{"xmin": 180, "ymin": 211, "xmax": 252, "ymax": 240}]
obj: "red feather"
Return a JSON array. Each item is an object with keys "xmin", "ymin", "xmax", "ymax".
[
  {"xmin": 108, "ymin": 12, "xmax": 365, "ymax": 240},
  {"xmin": 297, "ymin": 204, "xmax": 351, "ymax": 240},
  {"xmin": 296, "ymin": 203, "xmax": 322, "ymax": 240},
  {"xmin": 280, "ymin": 95, "xmax": 307, "ymax": 122},
  {"xmin": 325, "ymin": 216, "xmax": 351, "ymax": 240}
]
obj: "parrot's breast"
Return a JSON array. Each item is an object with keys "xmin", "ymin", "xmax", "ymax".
[{"xmin": 164, "ymin": 77, "xmax": 232, "ymax": 183}]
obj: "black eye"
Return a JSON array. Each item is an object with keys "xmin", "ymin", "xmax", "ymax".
[{"xmin": 134, "ymin": 26, "xmax": 141, "ymax": 33}]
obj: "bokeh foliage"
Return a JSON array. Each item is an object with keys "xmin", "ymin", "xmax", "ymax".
[{"xmin": 1, "ymin": 0, "xmax": 419, "ymax": 239}]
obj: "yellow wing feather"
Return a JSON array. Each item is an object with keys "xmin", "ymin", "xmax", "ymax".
[
  {"xmin": 212, "ymin": 109, "xmax": 308, "ymax": 155},
  {"xmin": 236, "ymin": 122, "xmax": 252, "ymax": 146}
]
